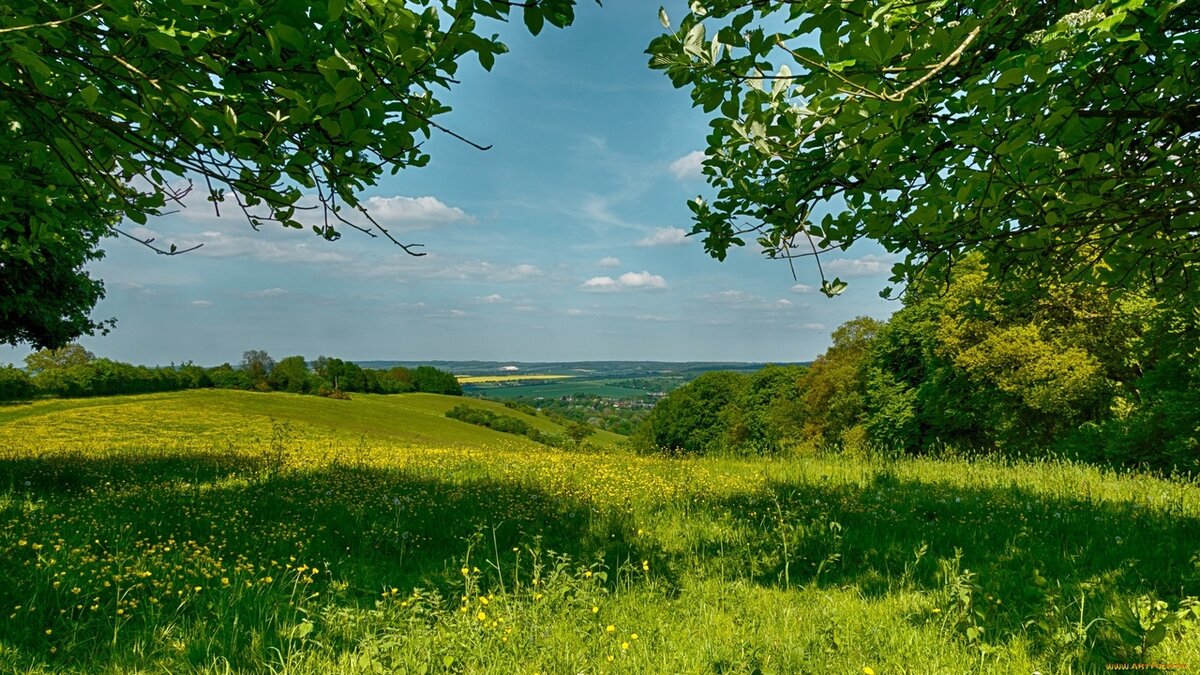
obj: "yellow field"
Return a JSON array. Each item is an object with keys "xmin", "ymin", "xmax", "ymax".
[{"xmin": 455, "ymin": 374, "xmax": 574, "ymax": 383}]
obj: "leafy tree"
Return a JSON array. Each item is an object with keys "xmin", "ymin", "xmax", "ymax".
[
  {"xmin": 634, "ymin": 371, "xmax": 748, "ymax": 456},
  {"xmin": 24, "ymin": 344, "xmax": 95, "ymax": 374},
  {"xmin": 411, "ymin": 365, "xmax": 463, "ymax": 396},
  {"xmin": 862, "ymin": 256, "xmax": 1161, "ymax": 454},
  {"xmin": 0, "ymin": 216, "xmax": 112, "ymax": 349},
  {"xmin": 649, "ymin": 2, "xmax": 1200, "ymax": 298},
  {"xmin": 798, "ymin": 317, "xmax": 883, "ymax": 447},
  {"xmin": 208, "ymin": 363, "xmax": 254, "ymax": 390},
  {"xmin": 0, "ymin": 365, "xmax": 33, "ymax": 401},
  {"xmin": 269, "ymin": 355, "xmax": 311, "ymax": 394},
  {"xmin": 565, "ymin": 420, "xmax": 595, "ymax": 446},
  {"xmin": 1, "ymin": 0, "xmax": 588, "ymax": 347},
  {"xmin": 240, "ymin": 349, "xmax": 275, "ymax": 386}
]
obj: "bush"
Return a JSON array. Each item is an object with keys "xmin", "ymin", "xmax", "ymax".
[{"xmin": 0, "ymin": 366, "xmax": 32, "ymax": 401}]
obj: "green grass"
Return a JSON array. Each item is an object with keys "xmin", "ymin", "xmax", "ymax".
[
  {"xmin": 1, "ymin": 391, "xmax": 1199, "ymax": 673},
  {"xmin": 0, "ymin": 389, "xmax": 626, "ymax": 451}
]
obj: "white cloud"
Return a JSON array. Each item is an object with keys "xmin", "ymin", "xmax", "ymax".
[
  {"xmin": 824, "ymin": 254, "xmax": 896, "ymax": 278},
  {"xmin": 582, "ymin": 271, "xmax": 668, "ymax": 291},
  {"xmin": 131, "ymin": 192, "xmax": 474, "ymax": 265},
  {"xmin": 635, "ymin": 227, "xmax": 688, "ymax": 247},
  {"xmin": 701, "ymin": 290, "xmax": 804, "ymax": 314},
  {"xmin": 360, "ymin": 195, "xmax": 475, "ymax": 229},
  {"xmin": 582, "ymin": 276, "xmax": 617, "ymax": 289},
  {"xmin": 802, "ymin": 322, "xmax": 827, "ymax": 331},
  {"xmin": 668, "ymin": 150, "xmax": 705, "ymax": 180},
  {"xmin": 249, "ymin": 287, "xmax": 288, "ymax": 298},
  {"xmin": 157, "ymin": 228, "xmax": 355, "ymax": 265},
  {"xmin": 190, "ymin": 300, "xmax": 213, "ymax": 308},
  {"xmin": 702, "ymin": 290, "xmax": 758, "ymax": 304},
  {"xmin": 790, "ymin": 283, "xmax": 813, "ymax": 294},
  {"xmin": 477, "ymin": 294, "xmax": 505, "ymax": 304},
  {"xmin": 598, "ymin": 256, "xmax": 621, "ymax": 268},
  {"xmin": 617, "ymin": 271, "xmax": 667, "ymax": 289},
  {"xmin": 635, "ymin": 314, "xmax": 668, "ymax": 322},
  {"xmin": 513, "ymin": 305, "xmax": 537, "ymax": 313},
  {"xmin": 354, "ymin": 258, "xmax": 544, "ymax": 284},
  {"xmin": 566, "ymin": 308, "xmax": 585, "ymax": 316},
  {"xmin": 427, "ymin": 309, "xmax": 468, "ymax": 318}
]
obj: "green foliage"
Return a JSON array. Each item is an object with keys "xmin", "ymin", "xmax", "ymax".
[
  {"xmin": 269, "ymin": 355, "xmax": 311, "ymax": 394},
  {"xmin": 798, "ymin": 317, "xmax": 883, "ymax": 447},
  {"xmin": 635, "ymin": 367, "xmax": 808, "ymax": 456},
  {"xmin": 0, "ymin": 0, "xmax": 587, "ymax": 347},
  {"xmin": 412, "ymin": 365, "xmax": 463, "ymax": 397},
  {"xmin": 24, "ymin": 344, "xmax": 95, "ymax": 374},
  {"xmin": 240, "ymin": 349, "xmax": 275, "ymax": 387},
  {"xmin": 0, "ymin": 365, "xmax": 33, "ymax": 401},
  {"xmin": 648, "ymin": 1, "xmax": 1200, "ymax": 298},
  {"xmin": 0, "ymin": 216, "xmax": 111, "ymax": 349},
  {"xmin": 634, "ymin": 370, "xmax": 748, "ymax": 455},
  {"xmin": 445, "ymin": 403, "xmax": 572, "ymax": 448}
]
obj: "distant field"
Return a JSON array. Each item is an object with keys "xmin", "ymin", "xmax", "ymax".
[
  {"xmin": 2, "ymin": 391, "xmax": 1200, "ymax": 673},
  {"xmin": 0, "ymin": 389, "xmax": 626, "ymax": 451},
  {"xmin": 455, "ymin": 374, "xmax": 574, "ymax": 384},
  {"xmin": 464, "ymin": 379, "xmax": 650, "ymax": 399}
]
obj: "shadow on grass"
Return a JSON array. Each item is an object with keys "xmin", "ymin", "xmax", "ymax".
[
  {"xmin": 2, "ymin": 451, "xmax": 1199, "ymax": 671},
  {"xmin": 699, "ymin": 470, "xmax": 1200, "ymax": 668}
]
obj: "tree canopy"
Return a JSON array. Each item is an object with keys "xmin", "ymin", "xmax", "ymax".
[
  {"xmin": 649, "ymin": 1, "xmax": 1199, "ymax": 298},
  {"xmin": 1, "ymin": 0, "xmax": 586, "ymax": 348}
]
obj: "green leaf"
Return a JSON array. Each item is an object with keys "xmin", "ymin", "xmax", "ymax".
[
  {"xmin": 328, "ymin": 0, "xmax": 346, "ymax": 22},
  {"xmin": 275, "ymin": 23, "xmax": 305, "ymax": 50},
  {"xmin": 524, "ymin": 6, "xmax": 544, "ymax": 36},
  {"xmin": 145, "ymin": 31, "xmax": 183, "ymax": 56},
  {"xmin": 79, "ymin": 84, "xmax": 100, "ymax": 108}
]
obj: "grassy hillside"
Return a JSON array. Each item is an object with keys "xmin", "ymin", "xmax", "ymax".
[
  {"xmin": 0, "ymin": 389, "xmax": 626, "ymax": 452},
  {"xmin": 2, "ymin": 391, "xmax": 1200, "ymax": 673}
]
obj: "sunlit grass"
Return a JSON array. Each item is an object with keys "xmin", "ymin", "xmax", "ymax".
[{"xmin": 1, "ymin": 391, "xmax": 1199, "ymax": 673}]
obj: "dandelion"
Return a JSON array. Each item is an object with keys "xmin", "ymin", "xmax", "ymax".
[
  {"xmin": 863, "ymin": 668, "xmax": 876, "ymax": 675},
  {"xmin": 606, "ymin": 625, "xmax": 616, "ymax": 633},
  {"xmin": 621, "ymin": 642, "xmax": 630, "ymax": 650},
  {"xmin": 631, "ymin": 633, "xmax": 638, "ymax": 640},
  {"xmin": 592, "ymin": 606, "xmax": 599, "ymax": 613}
]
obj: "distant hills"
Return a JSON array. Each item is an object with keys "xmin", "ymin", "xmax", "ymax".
[{"xmin": 353, "ymin": 360, "xmax": 809, "ymax": 377}]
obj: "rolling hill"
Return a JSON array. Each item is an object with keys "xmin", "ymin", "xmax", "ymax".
[{"xmin": 0, "ymin": 389, "xmax": 626, "ymax": 452}]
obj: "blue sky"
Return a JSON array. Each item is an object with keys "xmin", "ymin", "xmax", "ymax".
[{"xmin": 5, "ymin": 2, "xmax": 897, "ymax": 366}]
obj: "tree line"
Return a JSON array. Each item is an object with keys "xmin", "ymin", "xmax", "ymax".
[
  {"xmin": 0, "ymin": 346, "xmax": 461, "ymax": 401},
  {"xmin": 635, "ymin": 257, "xmax": 1199, "ymax": 474}
]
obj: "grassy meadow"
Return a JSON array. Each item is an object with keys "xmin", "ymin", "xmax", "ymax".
[{"xmin": 2, "ymin": 391, "xmax": 1200, "ymax": 673}]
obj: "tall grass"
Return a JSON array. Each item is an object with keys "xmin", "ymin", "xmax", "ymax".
[{"xmin": 1, "ymin": 392, "xmax": 1199, "ymax": 673}]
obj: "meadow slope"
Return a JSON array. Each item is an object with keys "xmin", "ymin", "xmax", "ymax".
[{"xmin": 1, "ymin": 391, "xmax": 1199, "ymax": 673}]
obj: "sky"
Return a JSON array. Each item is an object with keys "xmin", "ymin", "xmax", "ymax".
[{"xmin": 5, "ymin": 1, "xmax": 898, "ymax": 367}]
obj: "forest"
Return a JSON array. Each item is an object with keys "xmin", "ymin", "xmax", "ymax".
[{"xmin": 636, "ymin": 255, "xmax": 1199, "ymax": 473}]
